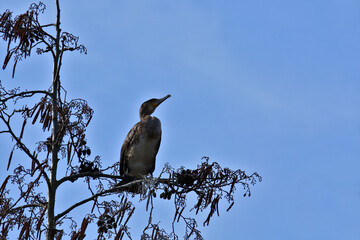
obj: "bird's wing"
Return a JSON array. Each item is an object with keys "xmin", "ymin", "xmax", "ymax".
[
  {"xmin": 149, "ymin": 132, "xmax": 161, "ymax": 174},
  {"xmin": 120, "ymin": 122, "xmax": 141, "ymax": 176}
]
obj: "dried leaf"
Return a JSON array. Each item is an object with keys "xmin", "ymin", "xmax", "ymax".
[
  {"xmin": 0, "ymin": 175, "xmax": 11, "ymax": 195},
  {"xmin": 31, "ymin": 154, "xmax": 36, "ymax": 176},
  {"xmin": 78, "ymin": 217, "xmax": 89, "ymax": 239},
  {"xmin": 2, "ymin": 50, "xmax": 13, "ymax": 70},
  {"xmin": 11, "ymin": 58, "xmax": 17, "ymax": 78},
  {"xmin": 32, "ymin": 100, "xmax": 45, "ymax": 124},
  {"xmin": 36, "ymin": 207, "xmax": 47, "ymax": 238},
  {"xmin": 67, "ymin": 141, "xmax": 71, "ymax": 164},
  {"xmin": 85, "ymin": 114, "xmax": 92, "ymax": 127},
  {"xmin": 177, "ymin": 207, "xmax": 185, "ymax": 223},
  {"xmin": 18, "ymin": 221, "xmax": 30, "ymax": 239},
  {"xmin": 19, "ymin": 118, "xmax": 27, "ymax": 139},
  {"xmin": 7, "ymin": 150, "xmax": 13, "ymax": 171},
  {"xmin": 226, "ymin": 202, "xmax": 234, "ymax": 212}
]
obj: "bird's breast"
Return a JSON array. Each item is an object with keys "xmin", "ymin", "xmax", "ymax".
[
  {"xmin": 143, "ymin": 116, "xmax": 161, "ymax": 137},
  {"xmin": 125, "ymin": 116, "xmax": 162, "ymax": 176},
  {"xmin": 126, "ymin": 134, "xmax": 159, "ymax": 175}
]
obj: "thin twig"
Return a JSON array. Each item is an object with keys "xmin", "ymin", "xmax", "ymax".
[
  {"xmin": 0, "ymin": 113, "xmax": 50, "ymax": 186},
  {"xmin": 56, "ymin": 172, "xmax": 123, "ymax": 186},
  {"xmin": 7, "ymin": 204, "xmax": 45, "ymax": 213},
  {"xmin": 55, "ymin": 180, "xmax": 142, "ymax": 221},
  {"xmin": 0, "ymin": 90, "xmax": 50, "ymax": 103}
]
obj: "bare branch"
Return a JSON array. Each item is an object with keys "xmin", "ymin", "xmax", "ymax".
[
  {"xmin": 0, "ymin": 113, "xmax": 50, "ymax": 185},
  {"xmin": 8, "ymin": 204, "xmax": 45, "ymax": 213},
  {"xmin": 55, "ymin": 180, "xmax": 142, "ymax": 221},
  {"xmin": 0, "ymin": 90, "xmax": 50, "ymax": 103},
  {"xmin": 57, "ymin": 172, "xmax": 122, "ymax": 187},
  {"xmin": 39, "ymin": 23, "xmax": 55, "ymax": 28}
]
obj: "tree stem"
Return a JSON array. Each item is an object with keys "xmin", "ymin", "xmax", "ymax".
[{"xmin": 46, "ymin": 0, "xmax": 61, "ymax": 239}]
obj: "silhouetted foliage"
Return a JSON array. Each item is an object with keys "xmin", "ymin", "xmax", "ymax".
[
  {"xmin": 0, "ymin": 1, "xmax": 262, "ymax": 240},
  {"xmin": 0, "ymin": 2, "xmax": 86, "ymax": 77}
]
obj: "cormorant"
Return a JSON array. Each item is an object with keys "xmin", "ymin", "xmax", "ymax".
[{"xmin": 120, "ymin": 94, "xmax": 171, "ymax": 178}]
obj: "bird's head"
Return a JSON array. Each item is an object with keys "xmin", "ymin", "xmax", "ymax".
[{"xmin": 139, "ymin": 94, "xmax": 171, "ymax": 119}]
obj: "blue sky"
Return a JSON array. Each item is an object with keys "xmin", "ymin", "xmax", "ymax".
[{"xmin": 1, "ymin": 0, "xmax": 359, "ymax": 239}]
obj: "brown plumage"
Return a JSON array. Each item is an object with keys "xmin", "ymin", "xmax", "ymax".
[{"xmin": 120, "ymin": 95, "xmax": 171, "ymax": 177}]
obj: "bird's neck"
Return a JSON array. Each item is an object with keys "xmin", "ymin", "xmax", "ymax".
[{"xmin": 140, "ymin": 114, "xmax": 151, "ymax": 121}]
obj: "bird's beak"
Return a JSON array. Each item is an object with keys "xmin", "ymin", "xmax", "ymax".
[{"xmin": 155, "ymin": 94, "xmax": 171, "ymax": 107}]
